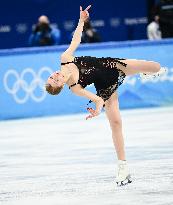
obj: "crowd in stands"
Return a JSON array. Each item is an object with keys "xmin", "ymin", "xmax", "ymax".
[
  {"xmin": 28, "ymin": 16, "xmax": 101, "ymax": 47},
  {"xmin": 28, "ymin": 0, "xmax": 173, "ymax": 47},
  {"xmin": 147, "ymin": 0, "xmax": 173, "ymax": 40}
]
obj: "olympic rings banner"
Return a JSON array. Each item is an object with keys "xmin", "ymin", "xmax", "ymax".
[{"xmin": 0, "ymin": 39, "xmax": 173, "ymax": 120}]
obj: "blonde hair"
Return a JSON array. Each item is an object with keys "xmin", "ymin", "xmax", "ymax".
[{"xmin": 45, "ymin": 83, "xmax": 63, "ymax": 95}]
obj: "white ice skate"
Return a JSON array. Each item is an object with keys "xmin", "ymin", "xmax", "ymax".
[
  {"xmin": 140, "ymin": 67, "xmax": 167, "ymax": 80},
  {"xmin": 116, "ymin": 160, "xmax": 132, "ymax": 186}
]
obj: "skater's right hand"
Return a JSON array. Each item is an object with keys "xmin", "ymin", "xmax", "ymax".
[{"xmin": 79, "ymin": 5, "xmax": 91, "ymax": 22}]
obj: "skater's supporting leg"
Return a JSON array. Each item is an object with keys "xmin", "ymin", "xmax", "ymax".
[
  {"xmin": 104, "ymin": 92, "xmax": 125, "ymax": 161},
  {"xmin": 104, "ymin": 93, "xmax": 132, "ymax": 185}
]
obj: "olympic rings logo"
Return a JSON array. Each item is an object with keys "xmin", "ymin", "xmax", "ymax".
[{"xmin": 3, "ymin": 67, "xmax": 53, "ymax": 104}]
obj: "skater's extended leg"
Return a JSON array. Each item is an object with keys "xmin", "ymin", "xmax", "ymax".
[{"xmin": 117, "ymin": 59, "xmax": 161, "ymax": 76}]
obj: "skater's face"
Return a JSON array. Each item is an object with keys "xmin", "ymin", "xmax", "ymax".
[
  {"xmin": 47, "ymin": 71, "xmax": 65, "ymax": 88},
  {"xmin": 45, "ymin": 71, "xmax": 65, "ymax": 95}
]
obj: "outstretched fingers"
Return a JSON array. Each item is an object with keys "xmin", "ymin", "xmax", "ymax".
[
  {"xmin": 87, "ymin": 107, "xmax": 95, "ymax": 113},
  {"xmin": 84, "ymin": 5, "xmax": 91, "ymax": 11},
  {"xmin": 86, "ymin": 115, "xmax": 93, "ymax": 120},
  {"xmin": 80, "ymin": 5, "xmax": 91, "ymax": 12},
  {"xmin": 86, "ymin": 108, "xmax": 98, "ymax": 120}
]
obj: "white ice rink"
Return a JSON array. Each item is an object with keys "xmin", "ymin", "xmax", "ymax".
[{"xmin": 0, "ymin": 107, "xmax": 173, "ymax": 205}]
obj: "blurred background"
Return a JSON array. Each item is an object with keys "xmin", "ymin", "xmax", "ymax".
[{"xmin": 0, "ymin": 0, "xmax": 172, "ymax": 49}]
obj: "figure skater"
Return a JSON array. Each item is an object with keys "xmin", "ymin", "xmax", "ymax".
[{"xmin": 45, "ymin": 5, "xmax": 166, "ymax": 186}]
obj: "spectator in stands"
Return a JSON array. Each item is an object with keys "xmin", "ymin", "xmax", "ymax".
[
  {"xmin": 147, "ymin": 15, "xmax": 162, "ymax": 40},
  {"xmin": 28, "ymin": 15, "xmax": 61, "ymax": 46},
  {"xmin": 156, "ymin": 0, "xmax": 173, "ymax": 38},
  {"xmin": 81, "ymin": 19, "xmax": 101, "ymax": 43}
]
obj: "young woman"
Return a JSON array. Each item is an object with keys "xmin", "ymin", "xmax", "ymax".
[{"xmin": 45, "ymin": 5, "xmax": 166, "ymax": 186}]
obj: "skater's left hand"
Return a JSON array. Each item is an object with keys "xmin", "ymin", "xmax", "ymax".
[
  {"xmin": 86, "ymin": 107, "xmax": 100, "ymax": 120},
  {"xmin": 86, "ymin": 98, "xmax": 104, "ymax": 120}
]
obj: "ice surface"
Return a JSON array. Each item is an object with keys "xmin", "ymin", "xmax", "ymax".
[{"xmin": 0, "ymin": 107, "xmax": 173, "ymax": 205}]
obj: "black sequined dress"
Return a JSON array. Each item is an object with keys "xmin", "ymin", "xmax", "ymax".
[{"xmin": 61, "ymin": 56, "xmax": 127, "ymax": 102}]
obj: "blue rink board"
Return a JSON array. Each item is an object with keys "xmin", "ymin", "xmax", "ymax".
[{"xmin": 0, "ymin": 39, "xmax": 173, "ymax": 120}]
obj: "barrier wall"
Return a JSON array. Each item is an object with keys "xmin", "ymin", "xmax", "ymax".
[{"xmin": 0, "ymin": 39, "xmax": 173, "ymax": 120}]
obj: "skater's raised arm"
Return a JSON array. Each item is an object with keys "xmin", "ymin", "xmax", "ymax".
[{"xmin": 61, "ymin": 5, "xmax": 91, "ymax": 60}]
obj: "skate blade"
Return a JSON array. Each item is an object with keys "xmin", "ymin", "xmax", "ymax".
[{"xmin": 116, "ymin": 175, "xmax": 132, "ymax": 187}]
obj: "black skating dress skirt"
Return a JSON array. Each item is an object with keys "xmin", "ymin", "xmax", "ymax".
[{"xmin": 61, "ymin": 56, "xmax": 127, "ymax": 103}]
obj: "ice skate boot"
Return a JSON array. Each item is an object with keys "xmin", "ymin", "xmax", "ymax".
[
  {"xmin": 140, "ymin": 67, "xmax": 167, "ymax": 80},
  {"xmin": 116, "ymin": 160, "xmax": 132, "ymax": 186}
]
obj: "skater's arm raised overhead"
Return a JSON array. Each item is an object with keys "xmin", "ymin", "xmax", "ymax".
[{"xmin": 61, "ymin": 5, "xmax": 91, "ymax": 59}]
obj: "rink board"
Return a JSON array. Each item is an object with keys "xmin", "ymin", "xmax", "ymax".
[{"xmin": 0, "ymin": 39, "xmax": 173, "ymax": 119}]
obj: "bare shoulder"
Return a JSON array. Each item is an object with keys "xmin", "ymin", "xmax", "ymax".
[{"xmin": 61, "ymin": 52, "xmax": 75, "ymax": 63}]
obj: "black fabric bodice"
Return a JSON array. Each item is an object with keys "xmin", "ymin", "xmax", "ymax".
[{"xmin": 61, "ymin": 56, "xmax": 127, "ymax": 102}]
